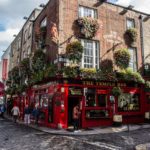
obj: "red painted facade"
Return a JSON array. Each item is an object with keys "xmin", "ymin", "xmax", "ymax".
[{"xmin": 17, "ymin": 78, "xmax": 150, "ymax": 129}]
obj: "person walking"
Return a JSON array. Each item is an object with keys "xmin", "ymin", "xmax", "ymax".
[
  {"xmin": 33, "ymin": 105, "xmax": 40, "ymax": 126},
  {"xmin": 0, "ymin": 104, "xmax": 5, "ymax": 118},
  {"xmin": 11, "ymin": 105, "xmax": 20, "ymax": 123},
  {"xmin": 73, "ymin": 104, "xmax": 80, "ymax": 131},
  {"xmin": 24, "ymin": 104, "xmax": 31, "ymax": 125}
]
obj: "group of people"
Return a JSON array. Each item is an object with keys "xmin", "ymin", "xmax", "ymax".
[
  {"xmin": 6, "ymin": 102, "xmax": 81, "ymax": 131},
  {"xmin": 11, "ymin": 104, "xmax": 41, "ymax": 125}
]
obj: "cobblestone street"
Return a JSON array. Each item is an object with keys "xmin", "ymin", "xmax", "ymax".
[{"xmin": 0, "ymin": 118, "xmax": 150, "ymax": 150}]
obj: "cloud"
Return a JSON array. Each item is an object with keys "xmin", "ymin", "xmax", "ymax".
[
  {"xmin": 0, "ymin": 0, "xmax": 150, "ymax": 57},
  {"xmin": 117, "ymin": 0, "xmax": 150, "ymax": 14},
  {"xmin": 0, "ymin": 0, "xmax": 48, "ymax": 55}
]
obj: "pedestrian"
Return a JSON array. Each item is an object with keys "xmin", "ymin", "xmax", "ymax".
[
  {"xmin": 11, "ymin": 104, "xmax": 20, "ymax": 123},
  {"xmin": 0, "ymin": 104, "xmax": 6, "ymax": 118},
  {"xmin": 32, "ymin": 105, "xmax": 40, "ymax": 126},
  {"xmin": 24, "ymin": 104, "xmax": 31, "ymax": 125},
  {"xmin": 73, "ymin": 104, "xmax": 80, "ymax": 132}
]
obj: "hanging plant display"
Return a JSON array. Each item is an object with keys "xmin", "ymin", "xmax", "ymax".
[
  {"xmin": 66, "ymin": 41, "xmax": 83, "ymax": 63},
  {"xmin": 20, "ymin": 58, "xmax": 31, "ymax": 78},
  {"xmin": 77, "ymin": 17, "xmax": 99, "ymax": 38},
  {"xmin": 111, "ymin": 87, "xmax": 122, "ymax": 97},
  {"xmin": 125, "ymin": 28, "xmax": 137, "ymax": 44},
  {"xmin": 114, "ymin": 48, "xmax": 130, "ymax": 69},
  {"xmin": 80, "ymin": 68, "xmax": 97, "ymax": 79},
  {"xmin": 32, "ymin": 49, "xmax": 46, "ymax": 72},
  {"xmin": 63, "ymin": 66, "xmax": 79, "ymax": 78},
  {"xmin": 100, "ymin": 59, "xmax": 113, "ymax": 73}
]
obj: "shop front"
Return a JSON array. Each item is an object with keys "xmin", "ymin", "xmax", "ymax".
[{"xmin": 26, "ymin": 79, "xmax": 145, "ymax": 129}]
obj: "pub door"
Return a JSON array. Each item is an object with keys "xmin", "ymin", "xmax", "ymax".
[{"xmin": 68, "ymin": 97, "xmax": 80, "ymax": 126}]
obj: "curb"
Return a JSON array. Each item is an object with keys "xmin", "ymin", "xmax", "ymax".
[{"xmin": 4, "ymin": 116, "xmax": 150, "ymax": 136}]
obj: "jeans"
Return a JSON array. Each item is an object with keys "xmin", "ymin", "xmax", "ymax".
[{"xmin": 73, "ymin": 119, "xmax": 79, "ymax": 130}]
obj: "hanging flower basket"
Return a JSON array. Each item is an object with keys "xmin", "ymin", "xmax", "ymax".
[
  {"xmin": 114, "ymin": 48, "xmax": 130, "ymax": 69},
  {"xmin": 111, "ymin": 87, "xmax": 122, "ymax": 97},
  {"xmin": 125, "ymin": 28, "xmax": 137, "ymax": 45},
  {"xmin": 77, "ymin": 17, "xmax": 99, "ymax": 39},
  {"xmin": 100, "ymin": 59, "xmax": 113, "ymax": 73},
  {"xmin": 66, "ymin": 41, "xmax": 83, "ymax": 63}
]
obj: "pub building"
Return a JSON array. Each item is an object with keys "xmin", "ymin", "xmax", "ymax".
[{"xmin": 22, "ymin": 78, "xmax": 149, "ymax": 129}]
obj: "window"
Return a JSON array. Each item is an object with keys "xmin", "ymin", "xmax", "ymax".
[
  {"xmin": 97, "ymin": 94, "xmax": 107, "ymax": 107},
  {"xmin": 17, "ymin": 38, "xmax": 21, "ymax": 50},
  {"xmin": 81, "ymin": 39, "xmax": 99, "ymax": 69},
  {"xmin": 129, "ymin": 47, "xmax": 137, "ymax": 71},
  {"xmin": 118, "ymin": 93, "xmax": 140, "ymax": 112},
  {"xmin": 79, "ymin": 6, "xmax": 97, "ymax": 18},
  {"xmin": 126, "ymin": 18, "xmax": 135, "ymax": 29},
  {"xmin": 85, "ymin": 88, "xmax": 96, "ymax": 107},
  {"xmin": 24, "ymin": 30, "xmax": 27, "ymax": 43},
  {"xmin": 40, "ymin": 17, "xmax": 47, "ymax": 27}
]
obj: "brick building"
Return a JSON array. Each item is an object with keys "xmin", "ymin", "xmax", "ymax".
[{"xmin": 3, "ymin": 0, "xmax": 150, "ymax": 129}]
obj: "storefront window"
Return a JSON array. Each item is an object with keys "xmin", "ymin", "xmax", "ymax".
[
  {"xmin": 146, "ymin": 95, "xmax": 150, "ymax": 104},
  {"xmin": 97, "ymin": 94, "xmax": 107, "ymax": 107},
  {"xmin": 118, "ymin": 93, "xmax": 140, "ymax": 112},
  {"xmin": 40, "ymin": 94, "xmax": 48, "ymax": 108},
  {"xmin": 86, "ymin": 110, "xmax": 109, "ymax": 119},
  {"xmin": 85, "ymin": 88, "xmax": 96, "ymax": 107},
  {"xmin": 35, "ymin": 95, "xmax": 39, "ymax": 107}
]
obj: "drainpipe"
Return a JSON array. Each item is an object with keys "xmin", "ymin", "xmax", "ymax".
[{"xmin": 139, "ymin": 15, "xmax": 145, "ymax": 73}]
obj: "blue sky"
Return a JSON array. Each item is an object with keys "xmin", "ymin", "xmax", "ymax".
[{"xmin": 0, "ymin": 0, "xmax": 150, "ymax": 58}]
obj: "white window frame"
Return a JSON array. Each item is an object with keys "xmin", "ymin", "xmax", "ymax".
[
  {"xmin": 79, "ymin": 6, "xmax": 97, "ymax": 18},
  {"xmin": 129, "ymin": 47, "xmax": 137, "ymax": 71},
  {"xmin": 40, "ymin": 17, "xmax": 47, "ymax": 27},
  {"xmin": 81, "ymin": 39, "xmax": 99, "ymax": 69},
  {"xmin": 126, "ymin": 18, "xmax": 135, "ymax": 29}
]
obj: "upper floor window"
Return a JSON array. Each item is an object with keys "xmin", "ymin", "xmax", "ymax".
[
  {"xmin": 126, "ymin": 18, "xmax": 135, "ymax": 29},
  {"xmin": 40, "ymin": 17, "xmax": 47, "ymax": 27},
  {"xmin": 17, "ymin": 38, "xmax": 21, "ymax": 50},
  {"xmin": 81, "ymin": 39, "xmax": 99, "ymax": 69},
  {"xmin": 129, "ymin": 47, "xmax": 137, "ymax": 71},
  {"xmin": 79, "ymin": 6, "xmax": 97, "ymax": 18}
]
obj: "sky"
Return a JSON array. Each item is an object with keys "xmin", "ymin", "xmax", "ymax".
[{"xmin": 0, "ymin": 0, "xmax": 150, "ymax": 58}]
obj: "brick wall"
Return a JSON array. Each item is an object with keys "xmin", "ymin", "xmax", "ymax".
[{"xmin": 60, "ymin": 0, "xmax": 143, "ymax": 69}]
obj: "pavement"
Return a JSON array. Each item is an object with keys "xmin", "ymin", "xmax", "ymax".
[{"xmin": 4, "ymin": 115, "xmax": 150, "ymax": 136}]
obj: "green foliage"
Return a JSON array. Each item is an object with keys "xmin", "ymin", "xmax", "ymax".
[
  {"xmin": 63, "ymin": 66, "xmax": 79, "ymax": 78},
  {"xmin": 80, "ymin": 68, "xmax": 97, "ymax": 79},
  {"xmin": 66, "ymin": 41, "xmax": 83, "ymax": 63},
  {"xmin": 32, "ymin": 49, "xmax": 46, "ymax": 72},
  {"xmin": 20, "ymin": 58, "xmax": 31, "ymax": 78},
  {"xmin": 126, "ymin": 28, "xmax": 138, "ymax": 43},
  {"xmin": 100, "ymin": 59, "xmax": 113, "ymax": 73},
  {"xmin": 11, "ymin": 66, "xmax": 20, "ymax": 84},
  {"xmin": 77, "ymin": 17, "xmax": 99, "ymax": 38},
  {"xmin": 114, "ymin": 48, "xmax": 130, "ymax": 69},
  {"xmin": 97, "ymin": 69, "xmax": 116, "ymax": 81},
  {"xmin": 145, "ymin": 81, "xmax": 150, "ymax": 88},
  {"xmin": 112, "ymin": 87, "xmax": 122, "ymax": 97},
  {"xmin": 117, "ymin": 68, "xmax": 145, "ymax": 84},
  {"xmin": 44, "ymin": 64, "xmax": 57, "ymax": 78}
]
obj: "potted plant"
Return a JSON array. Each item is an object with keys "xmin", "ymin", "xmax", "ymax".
[
  {"xmin": 66, "ymin": 41, "xmax": 83, "ymax": 63},
  {"xmin": 111, "ymin": 86, "xmax": 122, "ymax": 97},
  {"xmin": 77, "ymin": 17, "xmax": 99, "ymax": 38},
  {"xmin": 114, "ymin": 48, "xmax": 130, "ymax": 69},
  {"xmin": 125, "ymin": 28, "xmax": 137, "ymax": 45}
]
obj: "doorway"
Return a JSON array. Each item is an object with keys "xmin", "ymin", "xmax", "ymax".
[{"xmin": 68, "ymin": 97, "xmax": 80, "ymax": 126}]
